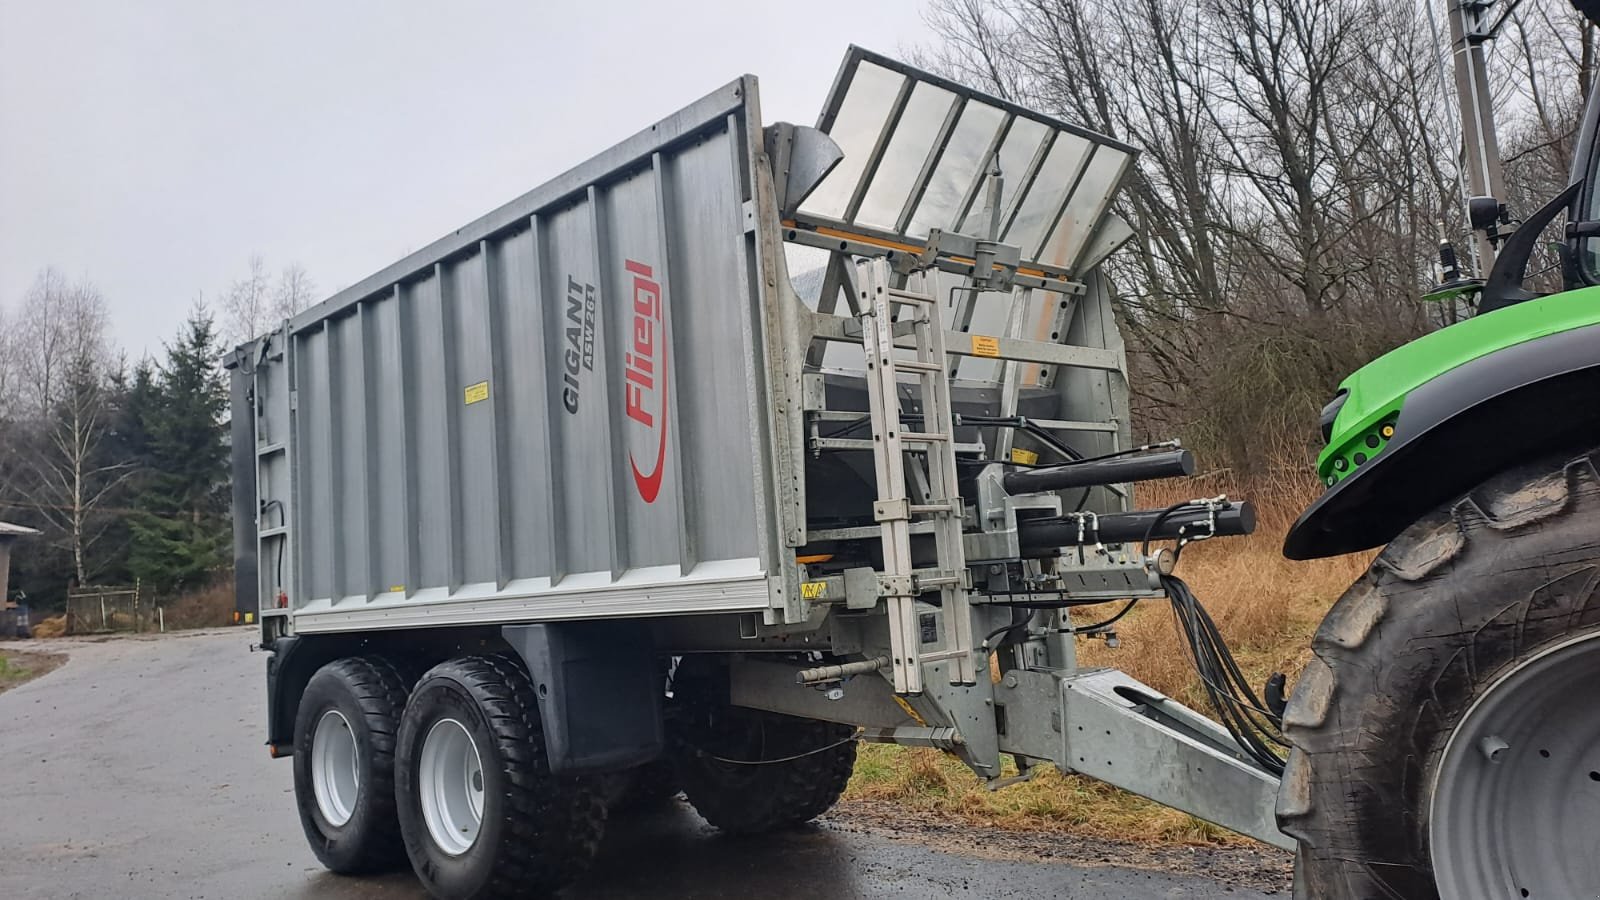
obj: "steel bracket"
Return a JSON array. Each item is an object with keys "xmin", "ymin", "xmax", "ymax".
[
  {"xmin": 844, "ymin": 566, "xmax": 882, "ymax": 611},
  {"xmin": 991, "ymin": 667, "xmax": 1293, "ymax": 849},
  {"xmin": 873, "ymin": 498, "xmax": 911, "ymax": 523},
  {"xmin": 876, "ymin": 574, "xmax": 914, "ymax": 597}
]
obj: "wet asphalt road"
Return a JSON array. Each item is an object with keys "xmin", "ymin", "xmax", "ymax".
[{"xmin": 0, "ymin": 630, "xmax": 1280, "ymax": 899}]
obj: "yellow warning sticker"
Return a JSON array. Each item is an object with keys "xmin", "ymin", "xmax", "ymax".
[
  {"xmin": 800, "ymin": 581, "xmax": 828, "ymax": 601},
  {"xmin": 1010, "ymin": 447, "xmax": 1039, "ymax": 465},
  {"xmin": 893, "ymin": 694, "xmax": 928, "ymax": 726},
  {"xmin": 388, "ymin": 585, "xmax": 406, "ymax": 594},
  {"xmin": 464, "ymin": 381, "xmax": 490, "ymax": 405},
  {"xmin": 971, "ymin": 334, "xmax": 1000, "ymax": 357}
]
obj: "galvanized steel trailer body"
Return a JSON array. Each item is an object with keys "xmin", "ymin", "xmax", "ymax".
[{"xmin": 232, "ymin": 46, "xmax": 1292, "ymax": 854}]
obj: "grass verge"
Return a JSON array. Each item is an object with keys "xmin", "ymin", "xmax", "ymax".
[
  {"xmin": 842, "ymin": 467, "xmax": 1374, "ymax": 847},
  {"xmin": 0, "ymin": 649, "xmax": 66, "ymax": 694}
]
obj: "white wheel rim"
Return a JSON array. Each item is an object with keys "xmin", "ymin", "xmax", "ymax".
[
  {"xmin": 1430, "ymin": 630, "xmax": 1600, "ymax": 899},
  {"xmin": 419, "ymin": 718, "xmax": 485, "ymax": 856},
  {"xmin": 311, "ymin": 710, "xmax": 360, "ymax": 827}
]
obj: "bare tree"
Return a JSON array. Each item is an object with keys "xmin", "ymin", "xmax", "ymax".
[
  {"xmin": 219, "ymin": 254, "xmax": 271, "ymax": 348},
  {"xmin": 8, "ymin": 270, "xmax": 129, "ymax": 585},
  {"xmin": 273, "ymin": 263, "xmax": 317, "ymax": 321},
  {"xmin": 0, "ymin": 301, "xmax": 21, "ymax": 508},
  {"xmin": 219, "ymin": 255, "xmax": 317, "ymax": 347},
  {"xmin": 1489, "ymin": 2, "xmax": 1595, "ymax": 293},
  {"xmin": 0, "ymin": 302, "xmax": 18, "ymax": 423},
  {"xmin": 13, "ymin": 267, "xmax": 83, "ymax": 414}
]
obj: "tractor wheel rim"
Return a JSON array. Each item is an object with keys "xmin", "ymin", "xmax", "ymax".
[
  {"xmin": 311, "ymin": 709, "xmax": 360, "ymax": 828},
  {"xmin": 1430, "ymin": 630, "xmax": 1600, "ymax": 899},
  {"xmin": 418, "ymin": 718, "xmax": 485, "ymax": 856}
]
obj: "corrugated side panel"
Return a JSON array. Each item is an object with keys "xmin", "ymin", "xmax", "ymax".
[{"xmin": 262, "ymin": 78, "xmax": 780, "ymax": 631}]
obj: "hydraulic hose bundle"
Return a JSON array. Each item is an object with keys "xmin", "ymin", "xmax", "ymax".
[
  {"xmin": 1141, "ymin": 501, "xmax": 1287, "ymax": 775},
  {"xmin": 1162, "ymin": 572, "xmax": 1286, "ymax": 775}
]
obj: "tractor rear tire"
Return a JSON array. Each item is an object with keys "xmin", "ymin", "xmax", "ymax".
[
  {"xmin": 1278, "ymin": 448, "xmax": 1600, "ymax": 899},
  {"xmin": 672, "ymin": 706, "xmax": 856, "ymax": 834}
]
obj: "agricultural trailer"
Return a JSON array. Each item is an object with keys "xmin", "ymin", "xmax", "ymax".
[{"xmin": 226, "ymin": 40, "xmax": 1597, "ymax": 900}]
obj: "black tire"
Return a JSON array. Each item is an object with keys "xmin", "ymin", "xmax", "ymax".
[
  {"xmin": 1278, "ymin": 448, "xmax": 1600, "ymax": 899},
  {"xmin": 395, "ymin": 654, "xmax": 605, "ymax": 899},
  {"xmin": 672, "ymin": 706, "xmax": 856, "ymax": 834},
  {"xmin": 292, "ymin": 655, "xmax": 410, "ymax": 874},
  {"xmin": 602, "ymin": 759, "xmax": 681, "ymax": 814}
]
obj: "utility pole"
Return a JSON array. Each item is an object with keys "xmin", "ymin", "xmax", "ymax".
[{"xmin": 1447, "ymin": 0, "xmax": 1508, "ymax": 273}]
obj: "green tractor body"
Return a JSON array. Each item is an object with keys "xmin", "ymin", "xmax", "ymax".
[{"xmin": 1284, "ymin": 287, "xmax": 1600, "ymax": 559}]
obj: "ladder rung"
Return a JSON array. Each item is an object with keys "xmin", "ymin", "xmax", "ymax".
[
  {"xmin": 908, "ymin": 503, "xmax": 957, "ymax": 515},
  {"xmin": 810, "ymin": 437, "xmax": 876, "ymax": 452},
  {"xmin": 895, "ymin": 359, "xmax": 944, "ymax": 373},
  {"xmin": 917, "ymin": 648, "xmax": 970, "ymax": 662},
  {"xmin": 886, "ymin": 288, "xmax": 937, "ymax": 305},
  {"xmin": 900, "ymin": 431, "xmax": 950, "ymax": 443}
]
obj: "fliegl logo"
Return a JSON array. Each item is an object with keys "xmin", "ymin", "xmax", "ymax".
[{"xmin": 623, "ymin": 259, "xmax": 668, "ymax": 503}]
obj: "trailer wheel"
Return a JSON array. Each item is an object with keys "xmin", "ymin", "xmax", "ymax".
[
  {"xmin": 292, "ymin": 656, "xmax": 410, "ymax": 874},
  {"xmin": 1278, "ymin": 448, "xmax": 1600, "ymax": 900},
  {"xmin": 395, "ymin": 654, "xmax": 605, "ymax": 899},
  {"xmin": 673, "ymin": 706, "xmax": 856, "ymax": 834}
]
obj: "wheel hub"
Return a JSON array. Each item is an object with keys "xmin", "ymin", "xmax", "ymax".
[
  {"xmin": 310, "ymin": 709, "xmax": 360, "ymax": 828},
  {"xmin": 418, "ymin": 718, "xmax": 485, "ymax": 856},
  {"xmin": 1430, "ymin": 630, "xmax": 1600, "ymax": 899}
]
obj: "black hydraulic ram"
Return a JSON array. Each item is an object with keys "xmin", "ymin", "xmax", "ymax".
[
  {"xmin": 1018, "ymin": 501, "xmax": 1256, "ymax": 553},
  {"xmin": 1002, "ymin": 449, "xmax": 1195, "ymax": 495}
]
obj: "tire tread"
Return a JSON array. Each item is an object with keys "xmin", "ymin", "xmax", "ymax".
[
  {"xmin": 399, "ymin": 654, "xmax": 604, "ymax": 898},
  {"xmin": 674, "ymin": 708, "xmax": 856, "ymax": 835},
  {"xmin": 1279, "ymin": 448, "xmax": 1600, "ymax": 899},
  {"xmin": 294, "ymin": 655, "xmax": 410, "ymax": 874}
]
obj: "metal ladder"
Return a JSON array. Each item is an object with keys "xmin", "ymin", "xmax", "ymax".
[{"xmin": 856, "ymin": 258, "xmax": 977, "ymax": 693}]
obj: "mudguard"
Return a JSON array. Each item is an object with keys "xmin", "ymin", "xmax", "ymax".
[{"xmin": 1284, "ymin": 288, "xmax": 1600, "ymax": 560}]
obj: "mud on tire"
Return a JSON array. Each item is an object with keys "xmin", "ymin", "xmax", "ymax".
[
  {"xmin": 1278, "ymin": 448, "xmax": 1600, "ymax": 899},
  {"xmin": 395, "ymin": 654, "xmax": 605, "ymax": 900},
  {"xmin": 672, "ymin": 705, "xmax": 856, "ymax": 834},
  {"xmin": 293, "ymin": 655, "xmax": 410, "ymax": 874}
]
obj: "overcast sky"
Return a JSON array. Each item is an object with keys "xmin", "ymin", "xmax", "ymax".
[{"xmin": 0, "ymin": 0, "xmax": 933, "ymax": 357}]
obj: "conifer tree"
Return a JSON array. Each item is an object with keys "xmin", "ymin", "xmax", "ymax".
[{"xmin": 128, "ymin": 308, "xmax": 230, "ymax": 593}]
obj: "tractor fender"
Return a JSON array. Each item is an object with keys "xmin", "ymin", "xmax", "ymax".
[{"xmin": 1284, "ymin": 322, "xmax": 1600, "ymax": 559}]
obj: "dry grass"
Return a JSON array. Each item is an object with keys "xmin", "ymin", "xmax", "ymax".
[
  {"xmin": 29, "ymin": 615, "xmax": 67, "ymax": 639},
  {"xmin": 842, "ymin": 466, "xmax": 1376, "ymax": 846},
  {"xmin": 160, "ymin": 581, "xmax": 237, "ymax": 630},
  {"xmin": 845, "ymin": 744, "xmax": 1238, "ymax": 844}
]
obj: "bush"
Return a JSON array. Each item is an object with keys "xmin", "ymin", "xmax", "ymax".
[{"xmin": 159, "ymin": 581, "xmax": 236, "ymax": 630}]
